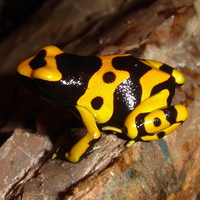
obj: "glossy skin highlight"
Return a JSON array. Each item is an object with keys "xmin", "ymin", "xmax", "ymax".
[{"xmin": 17, "ymin": 46, "xmax": 188, "ymax": 162}]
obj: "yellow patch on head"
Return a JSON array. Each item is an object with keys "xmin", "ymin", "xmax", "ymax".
[{"xmin": 17, "ymin": 46, "xmax": 63, "ymax": 81}]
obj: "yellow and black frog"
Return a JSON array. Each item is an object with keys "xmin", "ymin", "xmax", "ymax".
[{"xmin": 17, "ymin": 46, "xmax": 188, "ymax": 162}]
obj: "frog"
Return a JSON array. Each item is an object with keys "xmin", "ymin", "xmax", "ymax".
[{"xmin": 17, "ymin": 46, "xmax": 188, "ymax": 163}]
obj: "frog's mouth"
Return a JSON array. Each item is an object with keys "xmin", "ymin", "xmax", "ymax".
[
  {"xmin": 18, "ymin": 73, "xmax": 61, "ymax": 105},
  {"xmin": 18, "ymin": 73, "xmax": 56, "ymax": 92},
  {"xmin": 18, "ymin": 73, "xmax": 40, "ymax": 94},
  {"xmin": 17, "ymin": 73, "xmax": 78, "ymax": 109}
]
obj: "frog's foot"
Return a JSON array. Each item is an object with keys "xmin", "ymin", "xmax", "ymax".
[
  {"xmin": 102, "ymin": 126, "xmax": 122, "ymax": 133},
  {"xmin": 126, "ymin": 140, "xmax": 135, "ymax": 148},
  {"xmin": 52, "ymin": 147, "xmax": 61, "ymax": 160},
  {"xmin": 85, "ymin": 145, "xmax": 101, "ymax": 156},
  {"xmin": 65, "ymin": 128, "xmax": 102, "ymax": 162}
]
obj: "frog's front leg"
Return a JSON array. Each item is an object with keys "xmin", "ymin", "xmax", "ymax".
[
  {"xmin": 65, "ymin": 106, "xmax": 101, "ymax": 163},
  {"xmin": 124, "ymin": 89, "xmax": 188, "ymax": 145}
]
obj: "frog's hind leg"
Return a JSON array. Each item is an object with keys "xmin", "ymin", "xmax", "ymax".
[
  {"xmin": 138, "ymin": 104, "xmax": 188, "ymax": 142},
  {"xmin": 124, "ymin": 89, "xmax": 188, "ymax": 145}
]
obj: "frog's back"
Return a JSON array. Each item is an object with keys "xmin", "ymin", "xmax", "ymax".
[
  {"xmin": 77, "ymin": 54, "xmax": 172, "ymax": 127},
  {"xmin": 88, "ymin": 55, "xmax": 177, "ymax": 128}
]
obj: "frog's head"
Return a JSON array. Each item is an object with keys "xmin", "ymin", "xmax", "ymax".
[
  {"xmin": 17, "ymin": 45, "xmax": 64, "ymax": 80},
  {"xmin": 17, "ymin": 46, "xmax": 88, "ymax": 108}
]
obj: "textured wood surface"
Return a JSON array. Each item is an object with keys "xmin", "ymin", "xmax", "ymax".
[{"xmin": 0, "ymin": 0, "xmax": 199, "ymax": 199}]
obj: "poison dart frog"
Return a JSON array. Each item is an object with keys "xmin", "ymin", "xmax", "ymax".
[{"xmin": 17, "ymin": 46, "xmax": 188, "ymax": 163}]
